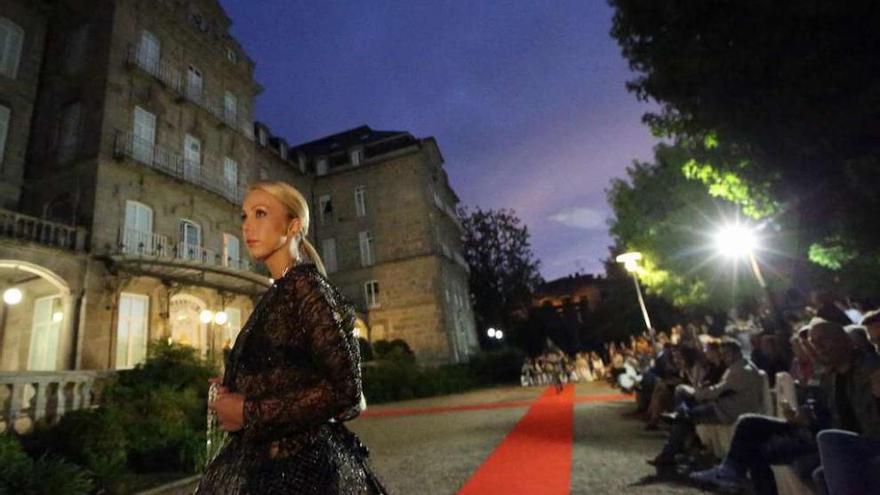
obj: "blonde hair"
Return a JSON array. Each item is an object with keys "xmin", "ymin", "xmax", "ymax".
[{"xmin": 248, "ymin": 181, "xmax": 327, "ymax": 277}]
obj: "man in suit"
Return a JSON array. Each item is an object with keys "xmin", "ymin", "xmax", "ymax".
[{"xmin": 648, "ymin": 338, "xmax": 767, "ymax": 466}]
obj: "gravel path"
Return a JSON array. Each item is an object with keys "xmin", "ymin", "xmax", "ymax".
[{"xmin": 147, "ymin": 384, "xmax": 713, "ymax": 494}]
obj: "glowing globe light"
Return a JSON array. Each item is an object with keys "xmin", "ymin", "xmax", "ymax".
[
  {"xmin": 615, "ymin": 252, "xmax": 642, "ymax": 273},
  {"xmin": 214, "ymin": 311, "xmax": 228, "ymax": 325},
  {"xmin": 199, "ymin": 309, "xmax": 214, "ymax": 324},
  {"xmin": 487, "ymin": 328, "xmax": 496, "ymax": 338},
  {"xmin": 495, "ymin": 330, "xmax": 504, "ymax": 339},
  {"xmin": 715, "ymin": 224, "xmax": 757, "ymax": 258},
  {"xmin": 52, "ymin": 312, "xmax": 63, "ymax": 323},
  {"xmin": 3, "ymin": 288, "xmax": 23, "ymax": 305}
]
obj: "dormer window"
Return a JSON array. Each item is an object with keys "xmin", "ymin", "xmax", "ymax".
[
  {"xmin": 279, "ymin": 143, "xmax": 288, "ymax": 160},
  {"xmin": 258, "ymin": 128, "xmax": 268, "ymax": 146},
  {"xmin": 297, "ymin": 154, "xmax": 306, "ymax": 174},
  {"xmin": 226, "ymin": 47, "xmax": 237, "ymax": 63},
  {"xmin": 351, "ymin": 149, "xmax": 364, "ymax": 166}
]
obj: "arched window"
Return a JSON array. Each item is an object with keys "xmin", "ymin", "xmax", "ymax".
[{"xmin": 0, "ymin": 18, "xmax": 25, "ymax": 79}]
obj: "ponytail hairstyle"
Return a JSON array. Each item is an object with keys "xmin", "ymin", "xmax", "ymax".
[{"xmin": 248, "ymin": 181, "xmax": 327, "ymax": 277}]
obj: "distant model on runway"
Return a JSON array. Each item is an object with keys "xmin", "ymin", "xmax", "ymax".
[{"xmin": 197, "ymin": 181, "xmax": 387, "ymax": 495}]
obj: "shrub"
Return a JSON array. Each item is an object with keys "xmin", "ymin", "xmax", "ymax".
[
  {"xmin": 360, "ymin": 344, "xmax": 524, "ymax": 404},
  {"xmin": 357, "ymin": 337, "xmax": 374, "ymax": 362},
  {"xmin": 2, "ymin": 433, "xmax": 94, "ymax": 495},
  {"xmin": 40, "ymin": 408, "xmax": 128, "ymax": 487},
  {"xmin": 103, "ymin": 341, "xmax": 215, "ymax": 473},
  {"xmin": 467, "ymin": 348, "xmax": 525, "ymax": 385},
  {"xmin": 372, "ymin": 339, "xmax": 415, "ymax": 363}
]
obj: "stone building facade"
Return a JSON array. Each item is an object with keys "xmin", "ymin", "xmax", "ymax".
[
  {"xmin": 0, "ymin": 0, "xmax": 474, "ymax": 398},
  {"xmin": 293, "ymin": 127, "xmax": 479, "ymax": 364},
  {"xmin": 0, "ymin": 0, "xmax": 311, "ymax": 381}
]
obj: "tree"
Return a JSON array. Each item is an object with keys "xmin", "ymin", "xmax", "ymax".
[
  {"xmin": 459, "ymin": 207, "xmax": 544, "ymax": 349},
  {"xmin": 606, "ymin": 142, "xmax": 794, "ymax": 310},
  {"xmin": 609, "ymin": 0, "xmax": 880, "ymax": 295}
]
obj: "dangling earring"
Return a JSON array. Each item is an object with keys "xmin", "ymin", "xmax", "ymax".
[{"xmin": 288, "ymin": 232, "xmax": 302, "ymax": 264}]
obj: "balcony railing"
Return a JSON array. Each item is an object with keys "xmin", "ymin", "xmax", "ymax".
[
  {"xmin": 114, "ymin": 131, "xmax": 245, "ymax": 205},
  {"xmin": 127, "ymin": 45, "xmax": 253, "ymax": 139},
  {"xmin": 119, "ymin": 228, "xmax": 253, "ymax": 272},
  {"xmin": 0, "ymin": 371, "xmax": 114, "ymax": 434},
  {"xmin": 0, "ymin": 208, "xmax": 87, "ymax": 251},
  {"xmin": 433, "ymin": 192, "xmax": 463, "ymax": 230}
]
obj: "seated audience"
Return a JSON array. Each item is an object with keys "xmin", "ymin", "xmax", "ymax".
[
  {"xmin": 691, "ymin": 319, "xmax": 880, "ymax": 495},
  {"xmin": 648, "ymin": 339, "xmax": 766, "ymax": 466}
]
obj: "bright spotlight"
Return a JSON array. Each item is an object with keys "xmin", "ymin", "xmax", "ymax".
[
  {"xmin": 495, "ymin": 330, "xmax": 504, "ymax": 339},
  {"xmin": 3, "ymin": 288, "xmax": 22, "ymax": 305},
  {"xmin": 715, "ymin": 224, "xmax": 757, "ymax": 258},
  {"xmin": 213, "ymin": 311, "xmax": 228, "ymax": 325},
  {"xmin": 52, "ymin": 312, "xmax": 63, "ymax": 323},
  {"xmin": 487, "ymin": 328, "xmax": 496, "ymax": 338},
  {"xmin": 199, "ymin": 309, "xmax": 214, "ymax": 324}
]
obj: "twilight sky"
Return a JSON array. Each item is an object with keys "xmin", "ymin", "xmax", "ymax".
[{"xmin": 219, "ymin": 0, "xmax": 657, "ymax": 281}]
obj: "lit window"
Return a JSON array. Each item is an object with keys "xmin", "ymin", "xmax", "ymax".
[
  {"xmin": 0, "ymin": 18, "xmax": 24, "ymax": 79},
  {"xmin": 116, "ymin": 293, "xmax": 149, "ymax": 369}
]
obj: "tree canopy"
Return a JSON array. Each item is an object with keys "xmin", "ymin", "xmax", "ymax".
[
  {"xmin": 607, "ymin": 142, "xmax": 789, "ymax": 309},
  {"xmin": 609, "ymin": 0, "xmax": 880, "ymax": 290},
  {"xmin": 459, "ymin": 207, "xmax": 543, "ymax": 349}
]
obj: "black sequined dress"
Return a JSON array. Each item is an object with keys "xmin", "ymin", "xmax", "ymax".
[{"xmin": 195, "ymin": 263, "xmax": 387, "ymax": 494}]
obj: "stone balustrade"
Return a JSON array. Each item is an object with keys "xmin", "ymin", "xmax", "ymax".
[{"xmin": 0, "ymin": 370, "xmax": 115, "ymax": 434}]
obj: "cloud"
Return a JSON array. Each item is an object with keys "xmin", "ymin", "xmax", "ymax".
[{"xmin": 548, "ymin": 207, "xmax": 605, "ymax": 230}]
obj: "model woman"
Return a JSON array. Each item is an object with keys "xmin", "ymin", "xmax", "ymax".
[{"xmin": 196, "ymin": 181, "xmax": 387, "ymax": 494}]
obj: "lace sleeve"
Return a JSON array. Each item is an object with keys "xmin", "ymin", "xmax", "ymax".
[{"xmin": 242, "ymin": 272, "xmax": 362, "ymax": 439}]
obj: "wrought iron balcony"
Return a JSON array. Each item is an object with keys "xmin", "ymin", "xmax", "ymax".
[
  {"xmin": 119, "ymin": 228, "xmax": 253, "ymax": 273},
  {"xmin": 127, "ymin": 45, "xmax": 254, "ymax": 139},
  {"xmin": 113, "ymin": 131, "xmax": 245, "ymax": 205}
]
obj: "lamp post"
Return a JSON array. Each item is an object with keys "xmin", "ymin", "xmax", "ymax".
[
  {"xmin": 615, "ymin": 252, "xmax": 655, "ymax": 349},
  {"xmin": 714, "ymin": 223, "xmax": 787, "ymax": 334}
]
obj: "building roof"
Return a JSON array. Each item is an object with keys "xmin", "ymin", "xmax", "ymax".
[
  {"xmin": 534, "ymin": 273, "xmax": 605, "ymax": 297},
  {"xmin": 291, "ymin": 125, "xmax": 412, "ymax": 157}
]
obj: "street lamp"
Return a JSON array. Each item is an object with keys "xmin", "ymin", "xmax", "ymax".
[
  {"xmin": 487, "ymin": 328, "xmax": 496, "ymax": 338},
  {"xmin": 615, "ymin": 252, "xmax": 655, "ymax": 348},
  {"xmin": 713, "ymin": 224, "xmax": 766, "ymax": 287},
  {"xmin": 714, "ymin": 223, "xmax": 787, "ymax": 336}
]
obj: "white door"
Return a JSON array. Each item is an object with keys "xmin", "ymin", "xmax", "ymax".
[
  {"xmin": 223, "ymin": 157, "xmax": 238, "ymax": 196},
  {"xmin": 132, "ymin": 106, "xmax": 156, "ymax": 164},
  {"xmin": 223, "ymin": 233, "xmax": 240, "ymax": 267},
  {"xmin": 180, "ymin": 220, "xmax": 201, "ymax": 260},
  {"xmin": 359, "ymin": 231, "xmax": 373, "ymax": 266},
  {"xmin": 186, "ymin": 66, "xmax": 203, "ymax": 100},
  {"xmin": 123, "ymin": 201, "xmax": 154, "ymax": 254},
  {"xmin": 27, "ymin": 296, "xmax": 62, "ymax": 371},
  {"xmin": 116, "ymin": 293, "xmax": 149, "ymax": 369},
  {"xmin": 138, "ymin": 30, "xmax": 160, "ymax": 70},
  {"xmin": 183, "ymin": 134, "xmax": 201, "ymax": 181}
]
